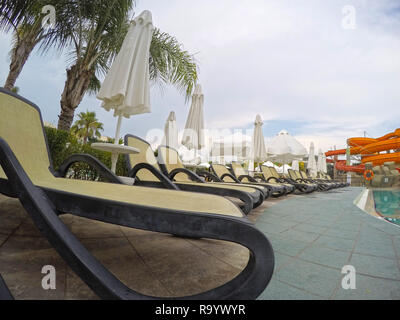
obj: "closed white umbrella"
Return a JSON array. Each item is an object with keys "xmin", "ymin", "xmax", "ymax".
[
  {"xmin": 97, "ymin": 10, "xmax": 154, "ymax": 171},
  {"xmin": 292, "ymin": 160, "xmax": 300, "ymax": 171},
  {"xmin": 322, "ymin": 153, "xmax": 328, "ymax": 174},
  {"xmin": 267, "ymin": 129, "xmax": 307, "ymax": 164},
  {"xmin": 317, "ymin": 149, "xmax": 324, "ymax": 174},
  {"xmin": 162, "ymin": 111, "xmax": 178, "ymax": 149},
  {"xmin": 307, "ymin": 142, "xmax": 318, "ymax": 177},
  {"xmin": 251, "ymin": 115, "xmax": 267, "ymax": 162},
  {"xmin": 248, "ymin": 115, "xmax": 267, "ymax": 174},
  {"xmin": 181, "ymin": 84, "xmax": 205, "ymax": 151}
]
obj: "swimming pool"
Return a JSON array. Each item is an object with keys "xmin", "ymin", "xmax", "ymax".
[{"xmin": 373, "ymin": 190, "xmax": 400, "ymax": 226}]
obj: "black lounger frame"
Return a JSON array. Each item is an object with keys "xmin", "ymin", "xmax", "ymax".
[{"xmin": 0, "ymin": 88, "xmax": 274, "ymax": 300}]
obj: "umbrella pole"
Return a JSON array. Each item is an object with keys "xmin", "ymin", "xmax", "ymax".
[
  {"xmin": 111, "ymin": 115, "xmax": 123, "ymax": 173},
  {"xmin": 114, "ymin": 115, "xmax": 123, "ymax": 145}
]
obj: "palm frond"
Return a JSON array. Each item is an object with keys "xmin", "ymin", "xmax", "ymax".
[{"xmin": 149, "ymin": 28, "xmax": 198, "ymax": 101}]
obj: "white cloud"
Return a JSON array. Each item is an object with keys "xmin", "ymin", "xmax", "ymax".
[{"xmin": 0, "ymin": 0, "xmax": 399, "ymax": 155}]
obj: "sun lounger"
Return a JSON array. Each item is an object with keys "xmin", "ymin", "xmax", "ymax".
[
  {"xmin": 298, "ymin": 171, "xmax": 332, "ymax": 191},
  {"xmin": 287, "ymin": 169, "xmax": 319, "ymax": 192},
  {"xmin": 206, "ymin": 163, "xmax": 272, "ymax": 199},
  {"xmin": 157, "ymin": 145, "xmax": 268, "ymax": 205},
  {"xmin": 0, "ymin": 88, "xmax": 274, "ymax": 300},
  {"xmin": 260, "ymin": 166, "xmax": 314, "ymax": 194},
  {"xmin": 124, "ymin": 135, "xmax": 264, "ymax": 214},
  {"xmin": 320, "ymin": 172, "xmax": 348, "ymax": 188},
  {"xmin": 257, "ymin": 166, "xmax": 300, "ymax": 194},
  {"xmin": 316, "ymin": 172, "xmax": 341, "ymax": 189},
  {"xmin": 229, "ymin": 162, "xmax": 289, "ymax": 197}
]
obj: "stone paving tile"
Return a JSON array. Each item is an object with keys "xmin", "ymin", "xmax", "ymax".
[
  {"xmin": 187, "ymin": 238, "xmax": 249, "ymax": 270},
  {"xmin": 68, "ymin": 216, "xmax": 125, "ymax": 239},
  {"xmin": 293, "ymin": 223, "xmax": 329, "ymax": 234},
  {"xmin": 298, "ymin": 245, "xmax": 351, "ymax": 269},
  {"xmin": 77, "ymin": 237, "xmax": 171, "ymax": 298},
  {"xmin": 265, "ymin": 233, "xmax": 309, "ymax": 257},
  {"xmin": 393, "ymin": 237, "xmax": 400, "ymax": 257},
  {"xmin": 306, "ymin": 218, "xmax": 337, "ymax": 228},
  {"xmin": 354, "ymin": 239, "xmax": 397, "ymax": 259},
  {"xmin": 275, "ymin": 259, "xmax": 341, "ymax": 298},
  {"xmin": 273, "ymin": 252, "xmax": 293, "ymax": 271},
  {"xmin": 349, "ymin": 253, "xmax": 400, "ymax": 280},
  {"xmin": 1, "ymin": 187, "xmax": 399, "ymax": 300},
  {"xmin": 256, "ymin": 221, "xmax": 292, "ymax": 234},
  {"xmin": 258, "ymin": 278, "xmax": 325, "ymax": 300},
  {"xmin": 313, "ymin": 235, "xmax": 355, "ymax": 252},
  {"xmin": 0, "ymin": 236, "xmax": 66, "ymax": 299},
  {"xmin": 333, "ymin": 274, "xmax": 400, "ymax": 300},
  {"xmin": 64, "ymin": 269, "xmax": 98, "ymax": 300},
  {"xmin": 0, "ymin": 234, "xmax": 8, "ymax": 247},
  {"xmin": 125, "ymin": 234, "xmax": 243, "ymax": 298},
  {"xmin": 324, "ymin": 227, "xmax": 359, "ymax": 240},
  {"xmin": 3, "ymin": 269, "xmax": 66, "ymax": 300},
  {"xmin": 0, "ymin": 199, "xmax": 25, "ymax": 236},
  {"xmin": 257, "ymin": 215, "xmax": 301, "ymax": 228},
  {"xmin": 279, "ymin": 229, "xmax": 321, "ymax": 243}
]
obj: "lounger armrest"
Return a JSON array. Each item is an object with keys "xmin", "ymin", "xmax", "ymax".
[
  {"xmin": 197, "ymin": 170, "xmax": 222, "ymax": 182},
  {"xmin": 221, "ymin": 173, "xmax": 241, "ymax": 183},
  {"xmin": 56, "ymin": 154, "xmax": 123, "ymax": 184},
  {"xmin": 128, "ymin": 163, "xmax": 178, "ymax": 190},
  {"xmin": 266, "ymin": 177, "xmax": 280, "ymax": 183},
  {"xmin": 238, "ymin": 175, "xmax": 257, "ymax": 183},
  {"xmin": 169, "ymin": 168, "xmax": 204, "ymax": 183},
  {"xmin": 295, "ymin": 178, "xmax": 307, "ymax": 183}
]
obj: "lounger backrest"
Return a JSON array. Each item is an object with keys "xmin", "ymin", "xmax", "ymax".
[
  {"xmin": 269, "ymin": 167, "xmax": 281, "ymax": 179},
  {"xmin": 260, "ymin": 165, "xmax": 272, "ymax": 179},
  {"xmin": 0, "ymin": 89, "xmax": 54, "ymax": 183},
  {"xmin": 260, "ymin": 166, "xmax": 279, "ymax": 184},
  {"xmin": 299, "ymin": 171, "xmax": 308, "ymax": 179},
  {"xmin": 124, "ymin": 135, "xmax": 160, "ymax": 182},
  {"xmin": 287, "ymin": 169, "xmax": 297, "ymax": 180},
  {"xmin": 157, "ymin": 146, "xmax": 191, "ymax": 182},
  {"xmin": 212, "ymin": 164, "xmax": 236, "ymax": 182},
  {"xmin": 295, "ymin": 171, "xmax": 304, "ymax": 180},
  {"xmin": 231, "ymin": 162, "xmax": 250, "ymax": 181}
]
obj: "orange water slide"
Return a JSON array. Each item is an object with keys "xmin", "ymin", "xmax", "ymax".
[{"xmin": 325, "ymin": 128, "xmax": 400, "ymax": 172}]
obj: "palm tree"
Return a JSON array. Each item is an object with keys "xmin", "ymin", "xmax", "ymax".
[
  {"xmin": 1, "ymin": 1, "xmax": 198, "ymax": 131},
  {"xmin": 1, "ymin": 0, "xmax": 74, "ymax": 91},
  {"xmin": 57, "ymin": 2, "xmax": 198, "ymax": 131},
  {"xmin": 149, "ymin": 28, "xmax": 198, "ymax": 101},
  {"xmin": 71, "ymin": 111, "xmax": 104, "ymax": 144}
]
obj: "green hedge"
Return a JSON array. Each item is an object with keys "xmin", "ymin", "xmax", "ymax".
[{"xmin": 44, "ymin": 126, "xmax": 127, "ymax": 180}]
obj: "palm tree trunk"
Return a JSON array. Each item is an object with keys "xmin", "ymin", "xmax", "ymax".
[
  {"xmin": 4, "ymin": 36, "xmax": 38, "ymax": 91},
  {"xmin": 58, "ymin": 65, "xmax": 93, "ymax": 131}
]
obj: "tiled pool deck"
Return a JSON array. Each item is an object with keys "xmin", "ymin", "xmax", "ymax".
[
  {"xmin": 0, "ymin": 187, "xmax": 399, "ymax": 299},
  {"xmin": 257, "ymin": 187, "xmax": 400, "ymax": 300}
]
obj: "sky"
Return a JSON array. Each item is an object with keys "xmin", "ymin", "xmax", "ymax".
[{"xmin": 0, "ymin": 0, "xmax": 399, "ymax": 155}]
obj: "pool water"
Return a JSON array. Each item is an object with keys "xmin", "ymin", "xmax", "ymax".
[{"xmin": 373, "ymin": 190, "xmax": 400, "ymax": 226}]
